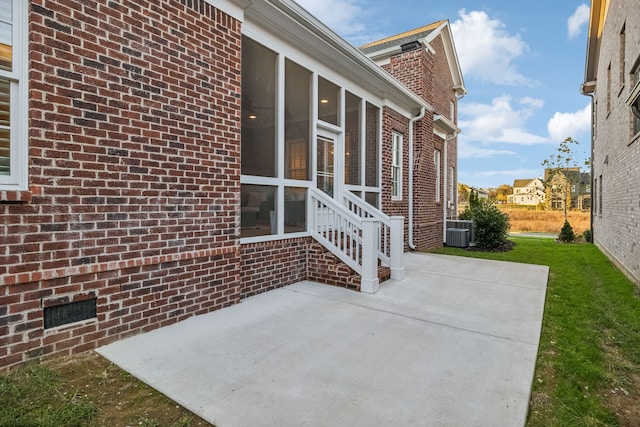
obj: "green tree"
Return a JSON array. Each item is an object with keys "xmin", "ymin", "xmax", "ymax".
[
  {"xmin": 489, "ymin": 184, "xmax": 512, "ymax": 204},
  {"xmin": 468, "ymin": 188, "xmax": 481, "ymax": 210},
  {"xmin": 458, "ymin": 183, "xmax": 471, "ymax": 203},
  {"xmin": 541, "ymin": 137, "xmax": 589, "ymax": 222},
  {"xmin": 459, "ymin": 194, "xmax": 510, "ymax": 250}
]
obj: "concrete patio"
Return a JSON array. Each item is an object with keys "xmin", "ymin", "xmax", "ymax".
[{"xmin": 97, "ymin": 252, "xmax": 549, "ymax": 427}]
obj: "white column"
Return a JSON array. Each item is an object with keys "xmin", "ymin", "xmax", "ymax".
[
  {"xmin": 389, "ymin": 216, "xmax": 406, "ymax": 280},
  {"xmin": 360, "ymin": 218, "xmax": 379, "ymax": 293}
]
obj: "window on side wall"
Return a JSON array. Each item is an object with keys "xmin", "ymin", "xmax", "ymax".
[
  {"xmin": 619, "ymin": 24, "xmax": 626, "ymax": 92},
  {"xmin": 0, "ymin": 0, "xmax": 27, "ymax": 190},
  {"xmin": 391, "ymin": 132, "xmax": 402, "ymax": 200},
  {"xmin": 593, "ymin": 177, "xmax": 597, "ymax": 215},
  {"xmin": 630, "ymin": 59, "xmax": 640, "ymax": 137},
  {"xmin": 598, "ymin": 175, "xmax": 603, "ymax": 215}
]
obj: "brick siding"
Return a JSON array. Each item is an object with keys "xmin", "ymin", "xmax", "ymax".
[
  {"xmin": 590, "ymin": 0, "xmax": 640, "ymax": 285},
  {"xmin": 0, "ymin": 0, "xmax": 242, "ymax": 371},
  {"xmin": 240, "ymin": 238, "xmax": 308, "ymax": 298},
  {"xmin": 380, "ymin": 35, "xmax": 459, "ymax": 250}
]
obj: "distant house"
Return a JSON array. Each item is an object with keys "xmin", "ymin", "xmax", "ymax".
[
  {"xmin": 0, "ymin": 0, "xmax": 466, "ymax": 370},
  {"xmin": 507, "ymin": 178, "xmax": 545, "ymax": 206},
  {"xmin": 476, "ymin": 189, "xmax": 489, "ymax": 199},
  {"xmin": 582, "ymin": 0, "xmax": 640, "ymax": 285},
  {"xmin": 543, "ymin": 168, "xmax": 590, "ymax": 211}
]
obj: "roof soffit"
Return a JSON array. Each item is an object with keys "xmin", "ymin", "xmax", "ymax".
[{"xmin": 584, "ymin": 0, "xmax": 609, "ymax": 86}]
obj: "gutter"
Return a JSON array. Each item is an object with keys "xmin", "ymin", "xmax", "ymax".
[{"xmin": 408, "ymin": 106, "xmax": 427, "ymax": 250}]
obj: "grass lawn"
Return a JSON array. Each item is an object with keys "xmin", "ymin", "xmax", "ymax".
[
  {"xmin": 0, "ymin": 352, "xmax": 213, "ymax": 427},
  {"xmin": 433, "ymin": 237, "xmax": 640, "ymax": 426},
  {"xmin": 2, "ymin": 236, "xmax": 639, "ymax": 426}
]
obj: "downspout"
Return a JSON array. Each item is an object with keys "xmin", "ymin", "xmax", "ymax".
[
  {"xmin": 442, "ymin": 134, "xmax": 455, "ymax": 243},
  {"xmin": 588, "ymin": 93, "xmax": 595, "ymax": 242},
  {"xmin": 455, "ymin": 93, "xmax": 465, "ymax": 218},
  {"xmin": 408, "ymin": 106, "xmax": 427, "ymax": 250},
  {"xmin": 581, "ymin": 85, "xmax": 595, "ymax": 242}
]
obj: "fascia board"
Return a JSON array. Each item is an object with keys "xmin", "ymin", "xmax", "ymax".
[
  {"xmin": 434, "ymin": 114, "xmax": 461, "ymax": 135},
  {"xmin": 584, "ymin": 0, "xmax": 607, "ymax": 84},
  {"xmin": 204, "ymin": 0, "xmax": 251, "ymax": 22}
]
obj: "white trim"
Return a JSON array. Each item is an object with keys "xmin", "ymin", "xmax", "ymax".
[
  {"xmin": 391, "ymin": 132, "xmax": 403, "ymax": 200},
  {"xmin": 626, "ymin": 79, "xmax": 640, "ymax": 107},
  {"xmin": 203, "ymin": 0, "xmax": 248, "ymax": 22},
  {"xmin": 0, "ymin": 0, "xmax": 28, "ymax": 190},
  {"xmin": 434, "ymin": 149, "xmax": 441, "ymax": 202}
]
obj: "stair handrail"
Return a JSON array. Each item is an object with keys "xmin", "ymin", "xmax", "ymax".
[
  {"xmin": 342, "ymin": 191, "xmax": 391, "ymax": 263},
  {"xmin": 342, "ymin": 190, "xmax": 405, "ymax": 280},
  {"xmin": 308, "ymin": 188, "xmax": 380, "ymax": 293}
]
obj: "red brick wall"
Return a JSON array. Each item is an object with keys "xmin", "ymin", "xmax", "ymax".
[
  {"xmin": 431, "ymin": 35, "xmax": 457, "ymax": 122},
  {"xmin": 240, "ymin": 238, "xmax": 308, "ymax": 298},
  {"xmin": 381, "ymin": 108, "xmax": 410, "ymax": 249},
  {"xmin": 383, "ymin": 45, "xmax": 444, "ymax": 250},
  {"xmin": 241, "ymin": 238, "xmax": 374, "ymax": 296},
  {"xmin": 431, "ymin": 34, "xmax": 459, "ymax": 220},
  {"xmin": 0, "ymin": 0, "xmax": 242, "ymax": 371}
]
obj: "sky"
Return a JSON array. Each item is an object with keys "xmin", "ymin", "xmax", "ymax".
[{"xmin": 294, "ymin": 0, "xmax": 593, "ymax": 189}]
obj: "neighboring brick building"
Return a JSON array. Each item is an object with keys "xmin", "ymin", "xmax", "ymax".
[
  {"xmin": 0, "ymin": 0, "xmax": 465, "ymax": 370},
  {"xmin": 582, "ymin": 0, "xmax": 640, "ymax": 285}
]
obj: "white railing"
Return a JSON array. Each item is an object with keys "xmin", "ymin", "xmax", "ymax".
[
  {"xmin": 308, "ymin": 188, "xmax": 379, "ymax": 293},
  {"xmin": 342, "ymin": 191, "xmax": 405, "ymax": 280}
]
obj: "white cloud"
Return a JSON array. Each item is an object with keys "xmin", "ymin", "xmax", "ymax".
[
  {"xmin": 547, "ymin": 104, "xmax": 591, "ymax": 142},
  {"xmin": 459, "ymin": 95, "xmax": 548, "ymax": 145},
  {"xmin": 469, "ymin": 169, "xmax": 541, "ymax": 178},
  {"xmin": 294, "ymin": 0, "xmax": 382, "ymax": 46},
  {"xmin": 451, "ymin": 10, "xmax": 533, "ymax": 86},
  {"xmin": 458, "ymin": 140, "xmax": 515, "ymax": 159},
  {"xmin": 568, "ymin": 4, "xmax": 590, "ymax": 39},
  {"xmin": 520, "ymin": 97, "xmax": 544, "ymax": 109}
]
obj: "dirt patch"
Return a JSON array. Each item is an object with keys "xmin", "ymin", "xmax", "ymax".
[
  {"xmin": 45, "ymin": 352, "xmax": 214, "ymax": 427},
  {"xmin": 599, "ymin": 339, "xmax": 640, "ymax": 427},
  {"xmin": 604, "ymin": 386, "xmax": 640, "ymax": 426}
]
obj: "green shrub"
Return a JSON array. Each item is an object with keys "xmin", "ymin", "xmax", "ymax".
[
  {"xmin": 583, "ymin": 229, "xmax": 592, "ymax": 243},
  {"xmin": 559, "ymin": 220, "xmax": 575, "ymax": 243},
  {"xmin": 459, "ymin": 199, "xmax": 510, "ymax": 249}
]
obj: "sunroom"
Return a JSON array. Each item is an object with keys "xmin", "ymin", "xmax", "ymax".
[{"xmin": 238, "ymin": 1, "xmax": 430, "ymax": 291}]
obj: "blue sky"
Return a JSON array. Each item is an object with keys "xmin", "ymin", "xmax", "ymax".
[{"xmin": 295, "ymin": 0, "xmax": 593, "ymax": 189}]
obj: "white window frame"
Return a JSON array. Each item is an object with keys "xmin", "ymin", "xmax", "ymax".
[
  {"xmin": 0, "ymin": 0, "xmax": 28, "ymax": 191},
  {"xmin": 391, "ymin": 131, "xmax": 402, "ymax": 200},
  {"xmin": 434, "ymin": 149, "xmax": 441, "ymax": 202}
]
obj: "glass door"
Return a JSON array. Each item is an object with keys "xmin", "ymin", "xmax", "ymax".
[{"xmin": 316, "ymin": 131, "xmax": 336, "ymax": 197}]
